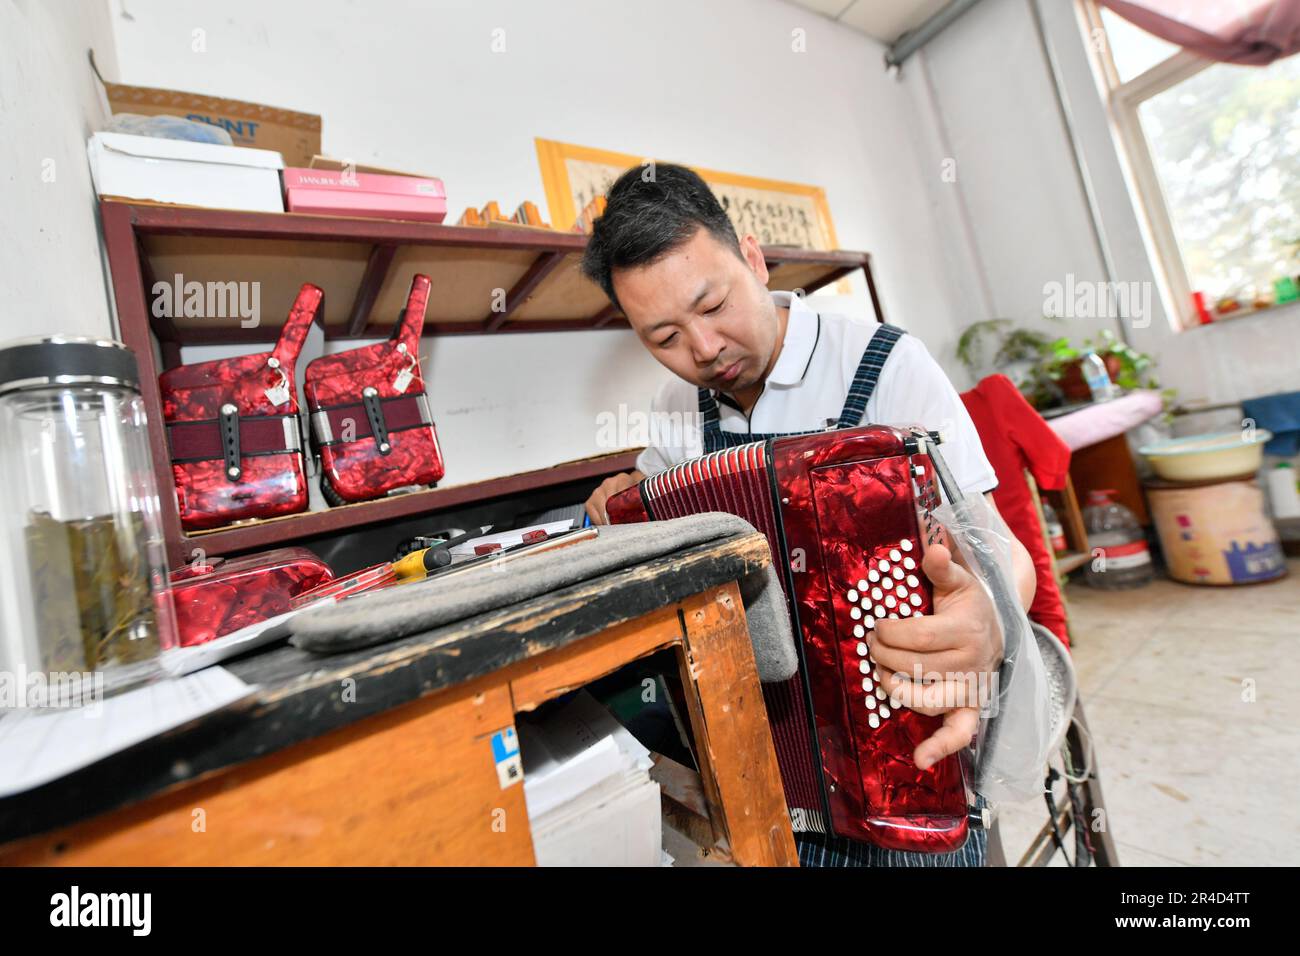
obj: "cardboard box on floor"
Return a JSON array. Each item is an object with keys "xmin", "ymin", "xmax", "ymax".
[{"xmin": 102, "ymin": 81, "xmax": 321, "ymax": 168}]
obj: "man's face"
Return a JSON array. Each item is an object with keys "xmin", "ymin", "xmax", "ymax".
[{"xmin": 612, "ymin": 227, "xmax": 779, "ymax": 393}]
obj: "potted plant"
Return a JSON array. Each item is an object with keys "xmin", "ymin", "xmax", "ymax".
[{"xmin": 956, "ymin": 320, "xmax": 1168, "ymax": 410}]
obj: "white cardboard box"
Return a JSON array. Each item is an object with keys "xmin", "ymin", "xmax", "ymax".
[{"xmin": 87, "ymin": 131, "xmax": 285, "ymax": 213}]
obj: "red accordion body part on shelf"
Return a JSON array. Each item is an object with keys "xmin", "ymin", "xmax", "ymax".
[
  {"xmin": 159, "ymin": 284, "xmax": 322, "ymax": 530},
  {"xmin": 169, "ymin": 547, "xmax": 334, "ymax": 647},
  {"xmin": 606, "ymin": 424, "xmax": 971, "ymax": 852},
  {"xmin": 304, "ymin": 273, "xmax": 445, "ymax": 503}
]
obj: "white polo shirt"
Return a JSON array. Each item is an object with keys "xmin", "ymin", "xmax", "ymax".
[{"xmin": 635, "ymin": 291, "xmax": 998, "ymax": 496}]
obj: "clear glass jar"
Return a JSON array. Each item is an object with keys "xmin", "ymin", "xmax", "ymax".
[{"xmin": 0, "ymin": 337, "xmax": 174, "ymax": 707}]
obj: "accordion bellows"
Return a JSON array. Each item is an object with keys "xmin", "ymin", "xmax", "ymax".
[{"xmin": 607, "ymin": 425, "xmax": 971, "ymax": 852}]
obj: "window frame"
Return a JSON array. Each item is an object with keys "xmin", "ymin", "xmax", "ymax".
[{"xmin": 1078, "ymin": 0, "xmax": 1232, "ymax": 330}]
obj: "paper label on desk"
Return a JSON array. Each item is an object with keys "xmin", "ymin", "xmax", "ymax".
[{"xmin": 491, "ymin": 727, "xmax": 523, "ymax": 789}]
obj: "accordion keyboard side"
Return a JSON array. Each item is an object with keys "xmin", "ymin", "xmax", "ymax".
[{"xmin": 771, "ymin": 431, "xmax": 971, "ymax": 852}]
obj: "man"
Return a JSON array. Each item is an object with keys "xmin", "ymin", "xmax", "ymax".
[{"xmin": 581, "ymin": 164, "xmax": 1038, "ymax": 867}]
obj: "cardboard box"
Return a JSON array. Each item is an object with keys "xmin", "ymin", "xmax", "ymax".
[
  {"xmin": 88, "ymin": 132, "xmax": 285, "ymax": 213},
  {"xmin": 102, "ymin": 82, "xmax": 321, "ymax": 168},
  {"xmin": 282, "ymin": 167, "xmax": 447, "ymax": 222}
]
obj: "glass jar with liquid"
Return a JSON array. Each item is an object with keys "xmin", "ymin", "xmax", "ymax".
[{"xmin": 0, "ymin": 337, "xmax": 174, "ymax": 707}]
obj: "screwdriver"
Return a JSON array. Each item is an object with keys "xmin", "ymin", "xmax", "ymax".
[{"xmin": 390, "ymin": 525, "xmax": 491, "ymax": 581}]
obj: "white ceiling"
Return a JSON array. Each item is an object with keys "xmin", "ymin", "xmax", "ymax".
[{"xmin": 781, "ymin": 0, "xmax": 955, "ymax": 45}]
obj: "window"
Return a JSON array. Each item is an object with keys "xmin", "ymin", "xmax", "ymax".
[{"xmin": 1082, "ymin": 2, "xmax": 1300, "ymax": 328}]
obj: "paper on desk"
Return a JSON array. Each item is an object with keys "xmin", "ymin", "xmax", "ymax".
[
  {"xmin": 161, "ymin": 607, "xmax": 310, "ymax": 677},
  {"xmin": 518, "ymin": 692, "xmax": 661, "ymax": 867},
  {"xmin": 0, "ymin": 667, "xmax": 253, "ymax": 798},
  {"xmin": 450, "ymin": 520, "xmax": 575, "ymax": 556}
]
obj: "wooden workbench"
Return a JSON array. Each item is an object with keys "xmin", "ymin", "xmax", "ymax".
[{"xmin": 0, "ymin": 531, "xmax": 797, "ymax": 867}]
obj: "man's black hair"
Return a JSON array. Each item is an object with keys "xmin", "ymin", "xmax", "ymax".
[{"xmin": 581, "ymin": 163, "xmax": 742, "ymax": 311}]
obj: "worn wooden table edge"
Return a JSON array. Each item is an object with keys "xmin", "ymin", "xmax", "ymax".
[{"xmin": 0, "ymin": 531, "xmax": 773, "ymax": 846}]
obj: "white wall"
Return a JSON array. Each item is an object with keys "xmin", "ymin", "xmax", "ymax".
[
  {"xmin": 0, "ymin": 0, "xmax": 120, "ymax": 340},
  {"xmin": 907, "ymin": 0, "xmax": 1300, "ymax": 407},
  {"xmin": 910, "ymin": 0, "xmax": 1116, "ymax": 355},
  {"xmin": 0, "ymin": 0, "xmax": 121, "ymax": 673},
  {"xmin": 105, "ymin": 0, "xmax": 972, "ymax": 484}
]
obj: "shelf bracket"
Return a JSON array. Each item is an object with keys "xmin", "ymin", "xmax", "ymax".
[
  {"xmin": 591, "ymin": 304, "xmax": 623, "ymax": 329},
  {"xmin": 483, "ymin": 251, "xmax": 566, "ymax": 331},
  {"xmin": 347, "ymin": 244, "xmax": 397, "ymax": 336}
]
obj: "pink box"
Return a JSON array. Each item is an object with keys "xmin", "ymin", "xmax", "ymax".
[{"xmin": 282, "ymin": 167, "xmax": 447, "ymax": 222}]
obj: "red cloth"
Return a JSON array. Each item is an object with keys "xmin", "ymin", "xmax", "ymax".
[{"xmin": 960, "ymin": 375, "xmax": 1073, "ymax": 647}]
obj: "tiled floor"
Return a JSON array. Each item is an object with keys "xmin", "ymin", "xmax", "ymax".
[{"xmin": 993, "ymin": 559, "xmax": 1300, "ymax": 867}]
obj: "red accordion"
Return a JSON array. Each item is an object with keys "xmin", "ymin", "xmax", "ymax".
[
  {"xmin": 169, "ymin": 547, "xmax": 334, "ymax": 647},
  {"xmin": 304, "ymin": 274, "xmax": 445, "ymax": 503},
  {"xmin": 607, "ymin": 424, "xmax": 972, "ymax": 852},
  {"xmin": 160, "ymin": 284, "xmax": 322, "ymax": 531}
]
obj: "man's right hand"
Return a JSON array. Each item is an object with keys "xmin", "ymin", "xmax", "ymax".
[{"xmin": 584, "ymin": 470, "xmax": 644, "ymax": 525}]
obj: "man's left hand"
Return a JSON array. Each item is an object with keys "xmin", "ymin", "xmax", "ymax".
[{"xmin": 868, "ymin": 540, "xmax": 1003, "ymax": 771}]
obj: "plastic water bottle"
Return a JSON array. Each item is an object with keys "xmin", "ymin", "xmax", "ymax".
[
  {"xmin": 1042, "ymin": 500, "xmax": 1067, "ymax": 554},
  {"xmin": 1081, "ymin": 351, "xmax": 1114, "ymax": 402},
  {"xmin": 1083, "ymin": 489, "xmax": 1152, "ymax": 589}
]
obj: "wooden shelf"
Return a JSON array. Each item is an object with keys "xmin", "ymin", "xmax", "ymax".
[
  {"xmin": 102, "ymin": 200, "xmax": 883, "ymax": 344},
  {"xmin": 179, "ymin": 450, "xmax": 639, "ymax": 559},
  {"xmin": 98, "ymin": 199, "xmax": 884, "ymax": 566}
]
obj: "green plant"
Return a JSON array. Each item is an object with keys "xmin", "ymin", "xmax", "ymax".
[
  {"xmin": 955, "ymin": 318, "xmax": 1058, "ymax": 379},
  {"xmin": 955, "ymin": 319, "xmax": 1172, "ymax": 411}
]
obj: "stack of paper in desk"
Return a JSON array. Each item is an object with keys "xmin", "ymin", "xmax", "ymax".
[{"xmin": 517, "ymin": 690, "xmax": 661, "ymax": 867}]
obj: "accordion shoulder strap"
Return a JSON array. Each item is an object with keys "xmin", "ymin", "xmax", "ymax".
[{"xmin": 836, "ymin": 323, "xmax": 905, "ymax": 428}]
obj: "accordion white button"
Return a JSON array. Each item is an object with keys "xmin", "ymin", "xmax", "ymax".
[
  {"xmin": 875, "ymin": 687, "xmax": 887, "ymax": 701},
  {"xmin": 892, "ymin": 567, "xmax": 905, "ymax": 581},
  {"xmin": 860, "ymin": 660, "xmax": 870, "ymax": 674},
  {"xmin": 906, "ymin": 574, "xmax": 920, "ymax": 588},
  {"xmin": 868, "ymin": 713, "xmax": 880, "ymax": 729},
  {"xmin": 889, "ymin": 548, "xmax": 901, "ymax": 562},
  {"xmin": 857, "ymin": 578, "xmax": 869, "ymax": 591},
  {"xmin": 856, "ymin": 642, "xmax": 868, "ymax": 656},
  {"xmin": 865, "ymin": 695, "xmax": 876, "ymax": 710},
  {"xmin": 910, "ymin": 593, "xmax": 923, "ymax": 607},
  {"xmin": 874, "ymin": 606, "xmax": 886, "ymax": 618},
  {"xmin": 895, "ymin": 584, "xmax": 907, "ymax": 597},
  {"xmin": 903, "ymin": 557, "xmax": 917, "ymax": 571},
  {"xmin": 870, "ymin": 587, "xmax": 883, "ymax": 601},
  {"xmin": 847, "ymin": 589, "xmax": 859, "ymax": 602},
  {"xmin": 900, "ymin": 604, "xmax": 912, "ymax": 617},
  {"xmin": 884, "ymin": 595, "xmax": 896, "ymax": 609},
  {"xmin": 900, "ymin": 539, "xmax": 913, "ymax": 552},
  {"xmin": 868, "ymin": 569, "xmax": 880, "ymax": 583},
  {"xmin": 862, "ymin": 677, "xmax": 873, "ymax": 692},
  {"xmin": 877, "ymin": 559, "xmax": 889, "ymax": 573},
  {"xmin": 879, "ymin": 705, "xmax": 892, "ymax": 719},
  {"xmin": 864, "ymin": 617, "xmax": 875, "ymax": 630},
  {"xmin": 850, "ymin": 607, "xmax": 862, "ymax": 620},
  {"xmin": 888, "ymin": 613, "xmax": 899, "ymax": 619},
  {"xmin": 853, "ymin": 624, "xmax": 864, "ymax": 638}
]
